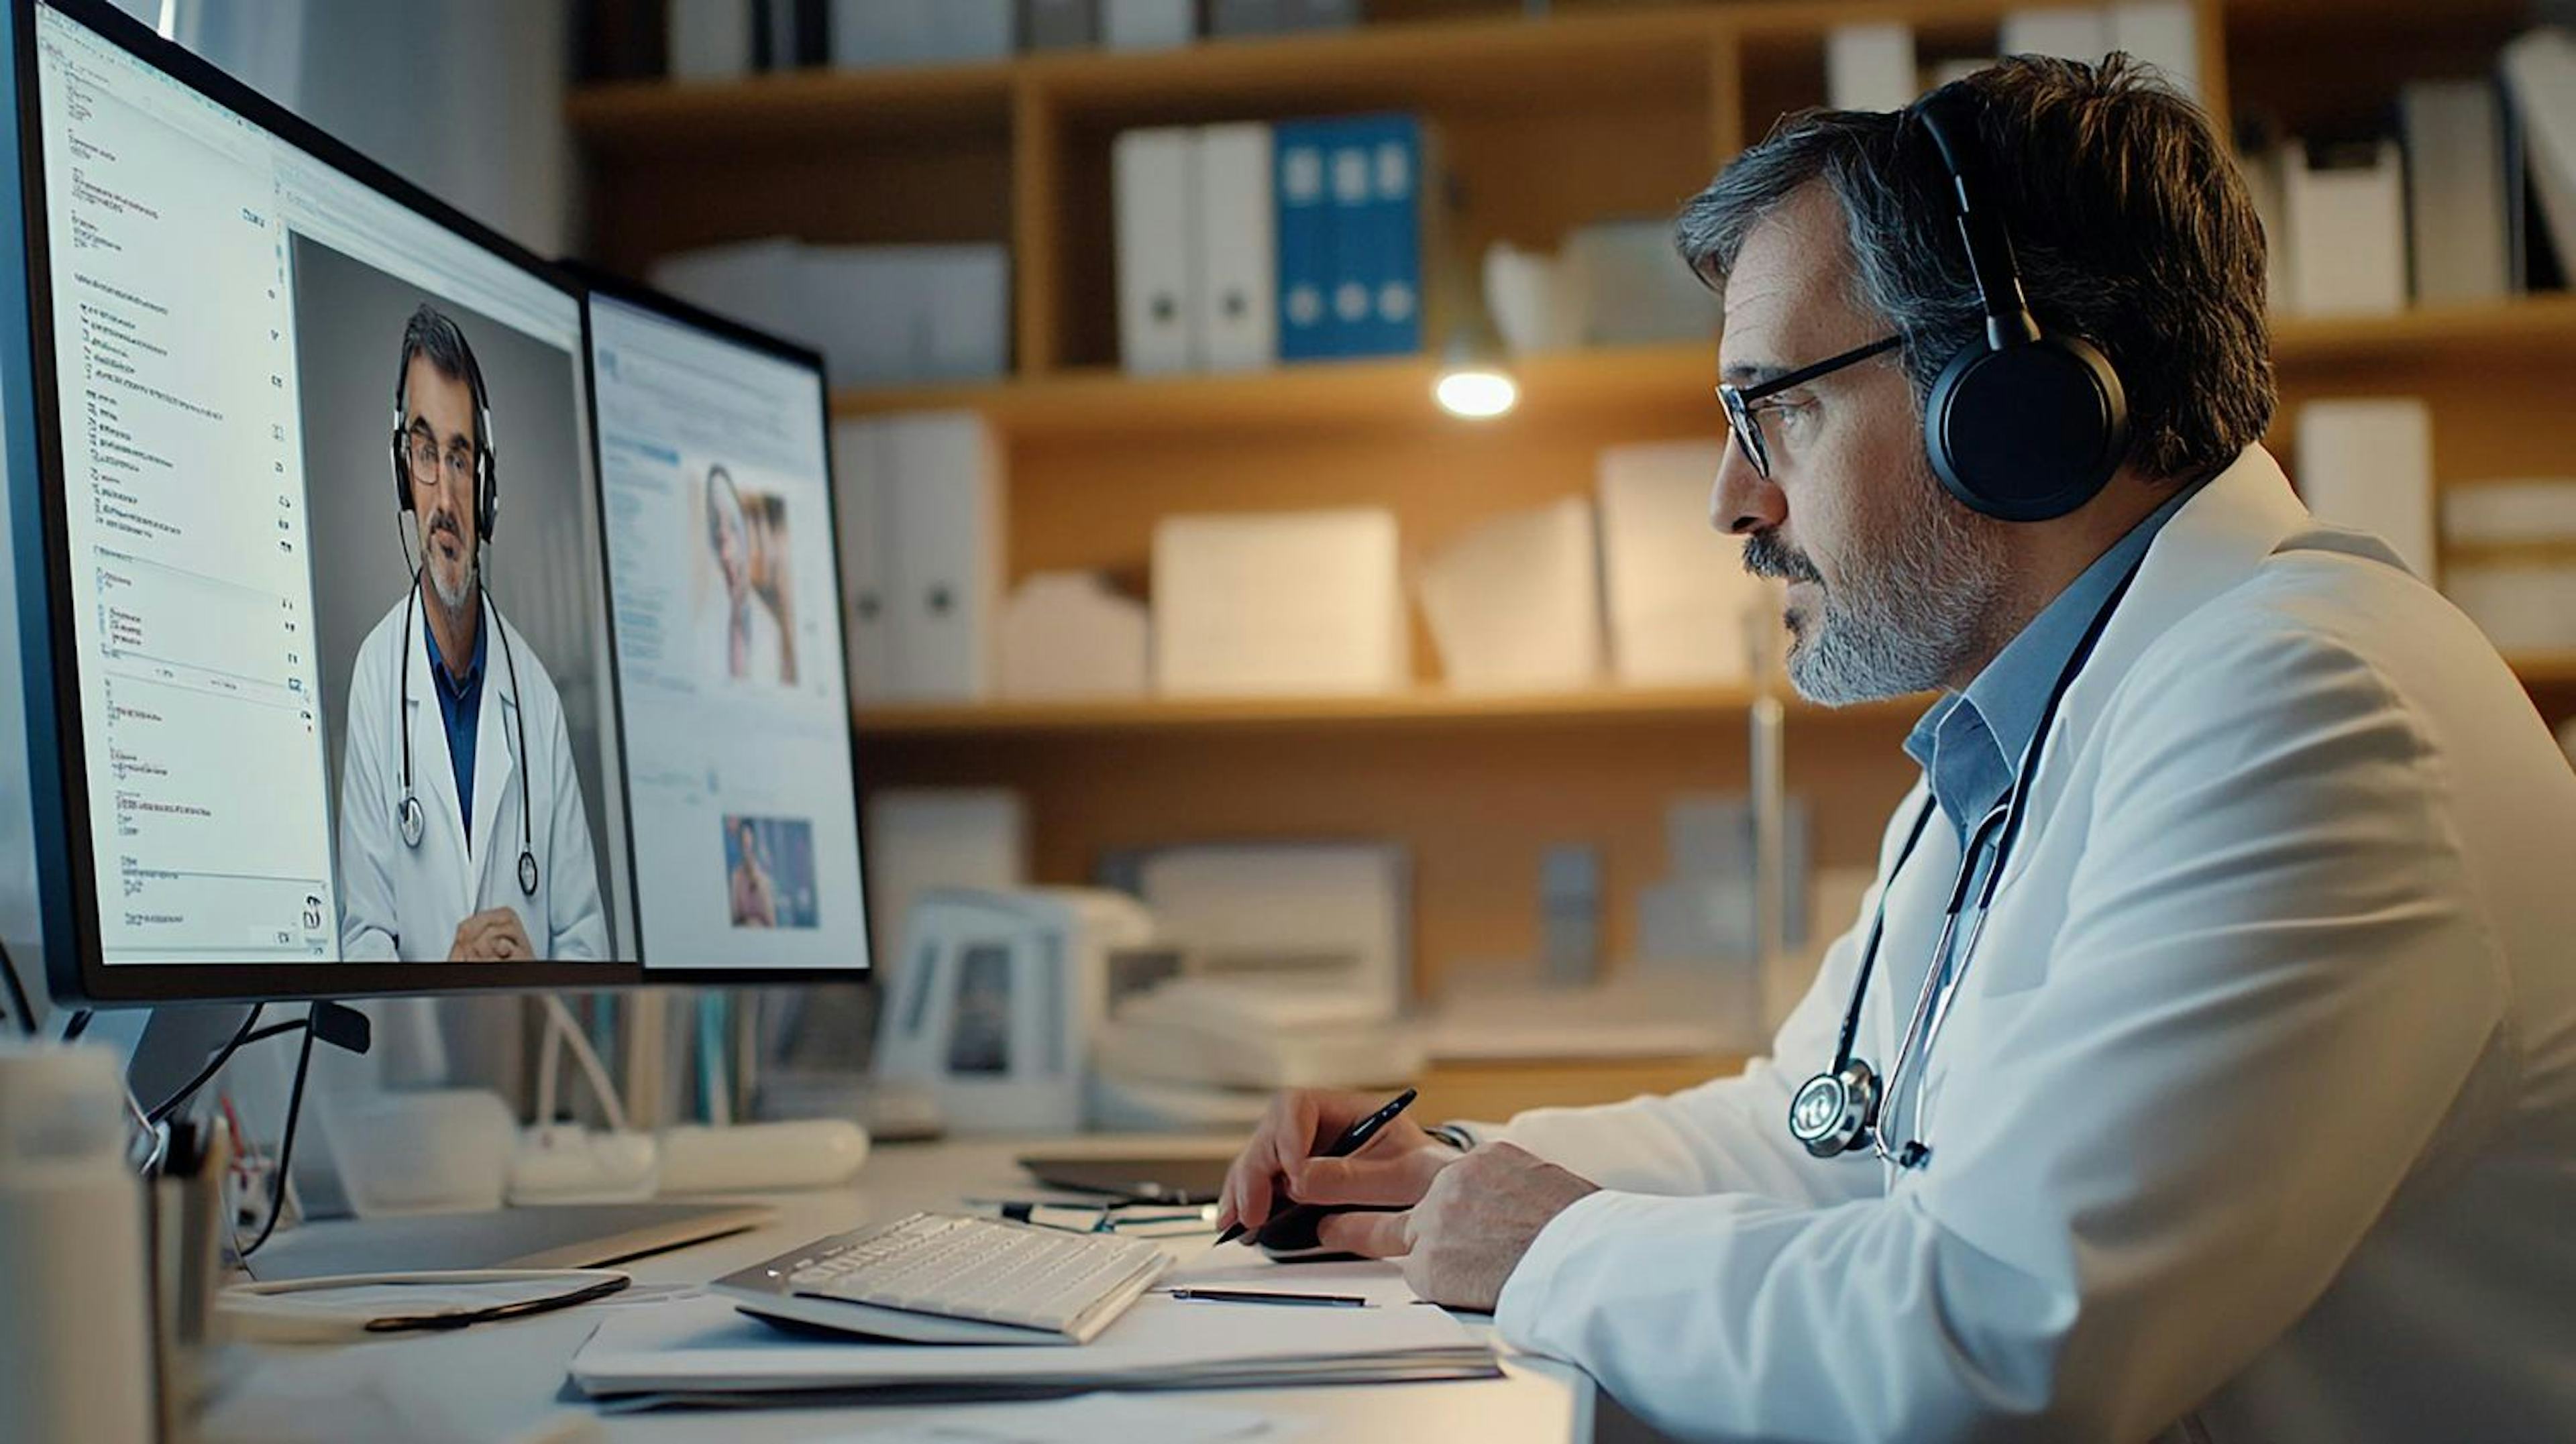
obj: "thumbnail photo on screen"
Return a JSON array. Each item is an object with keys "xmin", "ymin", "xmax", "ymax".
[
  {"xmin": 692, "ymin": 458, "xmax": 801, "ymax": 689},
  {"xmin": 722, "ymin": 814, "xmax": 818, "ymax": 930},
  {"xmin": 288, "ymin": 234, "xmax": 625, "ymax": 963}
]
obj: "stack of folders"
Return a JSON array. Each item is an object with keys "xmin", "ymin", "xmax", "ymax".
[
  {"xmin": 2239, "ymin": 28, "xmax": 2576, "ymax": 319},
  {"xmin": 833, "ymin": 411, "xmax": 1006, "ymax": 704},
  {"xmin": 1116, "ymin": 113, "xmax": 1427, "ymax": 374},
  {"xmin": 570, "ymin": 1262, "xmax": 1496, "ymax": 1407},
  {"xmin": 1822, "ymin": 5, "xmax": 2202, "ymax": 111}
]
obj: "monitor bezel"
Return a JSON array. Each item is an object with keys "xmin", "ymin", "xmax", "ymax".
[
  {"xmin": 17, "ymin": 0, "xmax": 649, "ymax": 1003},
  {"xmin": 560, "ymin": 260, "xmax": 877, "ymax": 986}
]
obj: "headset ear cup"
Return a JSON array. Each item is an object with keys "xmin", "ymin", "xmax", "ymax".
[
  {"xmin": 1923, "ymin": 333, "xmax": 2129, "ymax": 522},
  {"xmin": 391, "ymin": 428, "xmax": 411, "ymax": 514},
  {"xmin": 475, "ymin": 401, "xmax": 498, "ymax": 545}
]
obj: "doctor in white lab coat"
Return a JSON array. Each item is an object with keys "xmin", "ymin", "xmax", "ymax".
[
  {"xmin": 1219, "ymin": 60, "xmax": 2576, "ymax": 1443},
  {"xmin": 336, "ymin": 303, "xmax": 608, "ymax": 964}
]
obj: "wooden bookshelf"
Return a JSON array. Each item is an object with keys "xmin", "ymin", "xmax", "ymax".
[
  {"xmin": 572, "ymin": 0, "xmax": 2576, "ymax": 1032},
  {"xmin": 854, "ymin": 685, "xmax": 1932, "ymax": 738},
  {"xmin": 855, "ymin": 656, "xmax": 2576, "ymax": 739},
  {"xmin": 826, "ymin": 297, "xmax": 2576, "ymax": 439}
]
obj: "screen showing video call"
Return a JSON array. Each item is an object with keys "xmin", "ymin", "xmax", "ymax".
[
  {"xmin": 29, "ymin": 1, "xmax": 863, "ymax": 973},
  {"xmin": 588, "ymin": 295, "xmax": 867, "ymax": 971}
]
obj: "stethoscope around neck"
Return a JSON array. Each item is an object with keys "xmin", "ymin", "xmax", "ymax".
[
  {"xmin": 395, "ymin": 568, "xmax": 539, "ymax": 899},
  {"xmin": 1785, "ymin": 557, "xmax": 2145, "ymax": 1172}
]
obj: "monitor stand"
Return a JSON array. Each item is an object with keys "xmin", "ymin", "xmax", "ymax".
[{"xmin": 244, "ymin": 1200, "xmax": 773, "ymax": 1282}]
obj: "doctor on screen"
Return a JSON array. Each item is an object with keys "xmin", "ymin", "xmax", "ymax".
[{"xmin": 336, "ymin": 304, "xmax": 609, "ymax": 962}]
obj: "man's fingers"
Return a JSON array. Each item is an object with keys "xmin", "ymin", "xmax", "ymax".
[
  {"xmin": 1286, "ymin": 1152, "xmax": 1437, "ymax": 1207},
  {"xmin": 1316, "ymin": 1208, "xmax": 1411, "ymax": 1259}
]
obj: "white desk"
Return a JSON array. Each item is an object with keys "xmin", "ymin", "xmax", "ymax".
[{"xmin": 204, "ymin": 1137, "xmax": 1599, "ymax": 1444}]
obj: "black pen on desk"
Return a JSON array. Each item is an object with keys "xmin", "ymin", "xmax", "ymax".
[
  {"xmin": 1216, "ymin": 1085, "xmax": 1419, "ymax": 1247},
  {"xmin": 1163, "ymin": 1287, "xmax": 1367, "ymax": 1308}
]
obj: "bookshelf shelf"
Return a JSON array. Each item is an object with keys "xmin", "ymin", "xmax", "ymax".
[
  {"xmin": 829, "ymin": 298, "xmax": 2576, "ymax": 439},
  {"xmin": 855, "ymin": 653, "xmax": 2576, "ymax": 740},
  {"xmin": 855, "ymin": 684, "xmax": 1876, "ymax": 738}
]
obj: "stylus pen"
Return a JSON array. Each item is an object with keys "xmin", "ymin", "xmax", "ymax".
[
  {"xmin": 1162, "ymin": 1288, "xmax": 1367, "ymax": 1308},
  {"xmin": 1217, "ymin": 1086, "xmax": 1419, "ymax": 1246}
]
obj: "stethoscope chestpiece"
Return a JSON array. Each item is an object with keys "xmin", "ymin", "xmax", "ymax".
[
  {"xmin": 1788, "ymin": 1060, "xmax": 1880, "ymax": 1160},
  {"xmin": 397, "ymin": 793, "xmax": 425, "ymax": 850},
  {"xmin": 517, "ymin": 850, "xmax": 539, "ymax": 898}
]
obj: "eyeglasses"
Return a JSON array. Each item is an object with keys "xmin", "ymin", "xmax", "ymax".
[
  {"xmin": 1716, "ymin": 333, "xmax": 1902, "ymax": 481},
  {"xmin": 402, "ymin": 427, "xmax": 479, "ymax": 489}
]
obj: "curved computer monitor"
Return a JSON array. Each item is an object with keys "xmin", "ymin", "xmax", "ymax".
[
  {"xmin": 7, "ymin": 0, "xmax": 875, "ymax": 1003},
  {"xmin": 7, "ymin": 0, "xmax": 869, "ymax": 1004},
  {"xmin": 569, "ymin": 265, "xmax": 873, "ymax": 983}
]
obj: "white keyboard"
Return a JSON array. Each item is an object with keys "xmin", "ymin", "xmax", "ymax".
[{"xmin": 713, "ymin": 1212, "xmax": 1173, "ymax": 1345}]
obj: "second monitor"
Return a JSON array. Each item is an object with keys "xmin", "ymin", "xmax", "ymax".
[{"xmin": 578, "ymin": 272, "xmax": 870, "ymax": 976}]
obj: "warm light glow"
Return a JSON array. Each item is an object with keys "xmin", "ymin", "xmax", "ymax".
[{"xmin": 1434, "ymin": 368, "xmax": 1519, "ymax": 419}]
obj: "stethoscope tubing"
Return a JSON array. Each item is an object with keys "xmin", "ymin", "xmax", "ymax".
[{"xmin": 394, "ymin": 572, "xmax": 540, "ymax": 898}]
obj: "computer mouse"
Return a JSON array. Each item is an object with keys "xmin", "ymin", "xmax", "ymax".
[{"xmin": 1253, "ymin": 1201, "xmax": 1405, "ymax": 1258}]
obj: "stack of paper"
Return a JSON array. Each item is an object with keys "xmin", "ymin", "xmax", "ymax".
[
  {"xmin": 569, "ymin": 1263, "xmax": 1493, "ymax": 1402},
  {"xmin": 1595, "ymin": 441, "xmax": 1780, "ymax": 687},
  {"xmin": 2441, "ymin": 478, "xmax": 2576, "ymax": 652},
  {"xmin": 1134, "ymin": 842, "xmax": 1411, "ymax": 1017},
  {"xmin": 998, "ymin": 573, "xmax": 1150, "ymax": 700},
  {"xmin": 1152, "ymin": 509, "xmax": 1408, "ymax": 696},
  {"xmin": 1417, "ymin": 498, "xmax": 1603, "ymax": 693},
  {"xmin": 2296, "ymin": 398, "xmax": 2435, "ymax": 581}
]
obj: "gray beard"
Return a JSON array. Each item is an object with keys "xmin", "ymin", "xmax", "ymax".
[
  {"xmin": 1784, "ymin": 488, "xmax": 2008, "ymax": 707},
  {"xmin": 427, "ymin": 549, "xmax": 477, "ymax": 625}
]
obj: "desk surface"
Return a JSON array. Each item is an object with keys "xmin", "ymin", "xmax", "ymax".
[{"xmin": 205, "ymin": 1136, "xmax": 1597, "ymax": 1444}]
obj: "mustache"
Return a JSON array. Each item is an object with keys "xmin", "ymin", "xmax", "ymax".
[
  {"xmin": 427, "ymin": 509, "xmax": 464, "ymax": 542},
  {"xmin": 1742, "ymin": 531, "xmax": 1821, "ymax": 585}
]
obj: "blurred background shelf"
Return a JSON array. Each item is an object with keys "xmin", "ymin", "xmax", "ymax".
[
  {"xmin": 575, "ymin": 0, "xmax": 2576, "ymax": 1007},
  {"xmin": 857, "ymin": 654, "xmax": 2576, "ymax": 740},
  {"xmin": 826, "ymin": 298, "xmax": 2576, "ymax": 439},
  {"xmin": 857, "ymin": 685, "xmax": 1917, "ymax": 738}
]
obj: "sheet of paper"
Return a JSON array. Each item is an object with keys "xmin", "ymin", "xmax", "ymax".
[
  {"xmin": 573, "ymin": 1269, "xmax": 1483, "ymax": 1393},
  {"xmin": 812, "ymin": 1392, "xmax": 1299, "ymax": 1444}
]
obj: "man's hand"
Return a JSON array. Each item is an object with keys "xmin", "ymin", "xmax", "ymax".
[
  {"xmin": 1215, "ymin": 1089, "xmax": 1460, "ymax": 1241},
  {"xmin": 447, "ymin": 907, "xmax": 535, "ymax": 962},
  {"xmin": 1319, "ymin": 1142, "xmax": 1599, "ymax": 1313}
]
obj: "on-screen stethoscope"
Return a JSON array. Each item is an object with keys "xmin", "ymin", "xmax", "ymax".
[
  {"xmin": 394, "ymin": 568, "xmax": 539, "ymax": 899},
  {"xmin": 1785, "ymin": 554, "xmax": 2144, "ymax": 1172}
]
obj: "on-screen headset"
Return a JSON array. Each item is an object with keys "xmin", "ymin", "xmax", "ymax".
[
  {"xmin": 1912, "ymin": 87, "xmax": 2131, "ymax": 524},
  {"xmin": 390, "ymin": 303, "xmax": 500, "ymax": 542}
]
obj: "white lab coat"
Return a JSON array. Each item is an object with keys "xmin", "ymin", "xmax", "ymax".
[
  {"xmin": 337, "ymin": 591, "xmax": 610, "ymax": 962},
  {"xmin": 1481, "ymin": 445, "xmax": 2576, "ymax": 1443}
]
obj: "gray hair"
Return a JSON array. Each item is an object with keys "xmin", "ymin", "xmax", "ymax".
[{"xmin": 1676, "ymin": 54, "xmax": 2273, "ymax": 484}]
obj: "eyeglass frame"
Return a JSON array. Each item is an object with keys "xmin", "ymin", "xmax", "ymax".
[
  {"xmin": 1716, "ymin": 332, "xmax": 1904, "ymax": 481},
  {"xmin": 399, "ymin": 420, "xmax": 482, "ymax": 490}
]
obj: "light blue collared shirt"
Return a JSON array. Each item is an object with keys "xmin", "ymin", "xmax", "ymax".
[
  {"xmin": 1904, "ymin": 477, "xmax": 2208, "ymax": 848},
  {"xmin": 1876, "ymin": 478, "xmax": 2208, "ymax": 1140}
]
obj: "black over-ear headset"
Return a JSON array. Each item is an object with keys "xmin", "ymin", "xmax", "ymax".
[
  {"xmin": 390, "ymin": 304, "xmax": 501, "ymax": 543},
  {"xmin": 1913, "ymin": 88, "xmax": 2130, "ymax": 523}
]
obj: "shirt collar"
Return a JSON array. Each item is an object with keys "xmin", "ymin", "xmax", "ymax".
[
  {"xmin": 421, "ymin": 600, "xmax": 486, "ymax": 696},
  {"xmin": 1904, "ymin": 476, "xmax": 2210, "ymax": 828}
]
